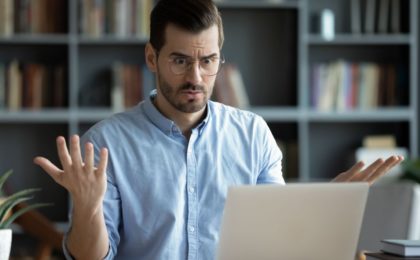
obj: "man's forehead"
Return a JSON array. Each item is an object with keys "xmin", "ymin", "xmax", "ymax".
[{"xmin": 162, "ymin": 24, "xmax": 219, "ymax": 54}]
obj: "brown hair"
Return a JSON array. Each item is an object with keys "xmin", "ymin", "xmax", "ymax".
[{"xmin": 150, "ymin": 0, "xmax": 224, "ymax": 52}]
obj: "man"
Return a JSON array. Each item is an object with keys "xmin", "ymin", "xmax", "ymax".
[{"xmin": 34, "ymin": 0, "xmax": 403, "ymax": 259}]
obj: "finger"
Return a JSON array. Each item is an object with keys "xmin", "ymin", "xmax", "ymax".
[
  {"xmin": 346, "ymin": 161, "xmax": 365, "ymax": 175},
  {"xmin": 355, "ymin": 158, "xmax": 384, "ymax": 181},
  {"xmin": 56, "ymin": 136, "xmax": 72, "ymax": 170},
  {"xmin": 333, "ymin": 161, "xmax": 365, "ymax": 182},
  {"xmin": 33, "ymin": 156, "xmax": 65, "ymax": 185},
  {"xmin": 366, "ymin": 156, "xmax": 401, "ymax": 183},
  {"xmin": 84, "ymin": 142, "xmax": 94, "ymax": 173},
  {"xmin": 398, "ymin": 155, "xmax": 405, "ymax": 163},
  {"xmin": 96, "ymin": 148, "xmax": 108, "ymax": 176},
  {"xmin": 70, "ymin": 135, "xmax": 84, "ymax": 170}
]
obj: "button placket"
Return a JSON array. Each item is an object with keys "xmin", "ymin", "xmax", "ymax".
[{"xmin": 186, "ymin": 130, "xmax": 198, "ymax": 259}]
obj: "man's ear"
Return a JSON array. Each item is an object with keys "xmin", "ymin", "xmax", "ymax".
[{"xmin": 145, "ymin": 43, "xmax": 158, "ymax": 73}]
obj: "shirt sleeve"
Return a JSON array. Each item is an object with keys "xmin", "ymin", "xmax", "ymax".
[
  {"xmin": 101, "ymin": 178, "xmax": 122, "ymax": 258},
  {"xmin": 255, "ymin": 116, "xmax": 286, "ymax": 185}
]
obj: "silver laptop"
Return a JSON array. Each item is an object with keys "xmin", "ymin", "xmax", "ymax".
[{"xmin": 217, "ymin": 183, "xmax": 369, "ymax": 260}]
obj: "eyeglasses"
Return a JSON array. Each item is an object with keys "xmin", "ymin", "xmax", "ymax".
[{"xmin": 167, "ymin": 55, "xmax": 225, "ymax": 76}]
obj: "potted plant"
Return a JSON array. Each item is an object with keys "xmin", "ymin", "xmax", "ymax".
[
  {"xmin": 400, "ymin": 159, "xmax": 420, "ymax": 183},
  {"xmin": 0, "ymin": 169, "xmax": 50, "ymax": 260}
]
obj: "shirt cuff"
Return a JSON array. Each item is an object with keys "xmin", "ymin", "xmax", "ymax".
[{"xmin": 62, "ymin": 232, "xmax": 112, "ymax": 260}]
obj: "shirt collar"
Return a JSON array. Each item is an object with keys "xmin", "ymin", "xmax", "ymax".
[{"xmin": 143, "ymin": 90, "xmax": 211, "ymax": 136}]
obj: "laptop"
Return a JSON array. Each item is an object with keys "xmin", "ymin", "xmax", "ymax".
[{"xmin": 216, "ymin": 183, "xmax": 369, "ymax": 260}]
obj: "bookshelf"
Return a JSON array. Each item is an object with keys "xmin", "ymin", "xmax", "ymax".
[
  {"xmin": 0, "ymin": 0, "xmax": 418, "ymax": 232},
  {"xmin": 301, "ymin": 0, "xmax": 418, "ymax": 181}
]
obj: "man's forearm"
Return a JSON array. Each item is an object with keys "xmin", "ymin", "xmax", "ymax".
[{"xmin": 67, "ymin": 204, "xmax": 109, "ymax": 260}]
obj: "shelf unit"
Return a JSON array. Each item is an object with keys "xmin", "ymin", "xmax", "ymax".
[
  {"xmin": 298, "ymin": 0, "xmax": 418, "ymax": 180},
  {"xmin": 0, "ymin": 0, "xmax": 419, "ymax": 227}
]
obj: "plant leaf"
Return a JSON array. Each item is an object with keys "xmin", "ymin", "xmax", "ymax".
[
  {"xmin": 0, "ymin": 188, "xmax": 40, "ymax": 221},
  {"xmin": 0, "ymin": 203, "xmax": 52, "ymax": 229},
  {"xmin": 0, "ymin": 196, "xmax": 34, "ymax": 223},
  {"xmin": 0, "ymin": 170, "xmax": 13, "ymax": 196}
]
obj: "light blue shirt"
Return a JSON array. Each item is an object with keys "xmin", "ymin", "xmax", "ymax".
[{"xmin": 64, "ymin": 93, "xmax": 284, "ymax": 260}]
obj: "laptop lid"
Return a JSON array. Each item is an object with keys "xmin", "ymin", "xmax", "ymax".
[{"xmin": 217, "ymin": 183, "xmax": 369, "ymax": 260}]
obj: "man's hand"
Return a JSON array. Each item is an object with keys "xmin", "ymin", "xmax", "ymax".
[
  {"xmin": 34, "ymin": 135, "xmax": 108, "ymax": 213},
  {"xmin": 332, "ymin": 155, "xmax": 404, "ymax": 185},
  {"xmin": 34, "ymin": 135, "xmax": 110, "ymax": 259}
]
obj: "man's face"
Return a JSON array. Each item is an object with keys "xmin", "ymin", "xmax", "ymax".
[{"xmin": 154, "ymin": 24, "xmax": 220, "ymax": 113}]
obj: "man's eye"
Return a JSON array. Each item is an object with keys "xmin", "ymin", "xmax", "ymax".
[
  {"xmin": 202, "ymin": 58, "xmax": 215, "ymax": 65},
  {"xmin": 173, "ymin": 58, "xmax": 187, "ymax": 65}
]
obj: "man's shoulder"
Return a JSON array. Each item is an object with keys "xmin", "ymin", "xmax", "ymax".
[
  {"xmin": 209, "ymin": 100, "xmax": 259, "ymax": 120},
  {"xmin": 208, "ymin": 101, "xmax": 273, "ymax": 138},
  {"xmin": 83, "ymin": 103, "xmax": 147, "ymax": 137}
]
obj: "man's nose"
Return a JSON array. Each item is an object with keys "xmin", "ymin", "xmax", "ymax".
[{"xmin": 185, "ymin": 62, "xmax": 203, "ymax": 85}]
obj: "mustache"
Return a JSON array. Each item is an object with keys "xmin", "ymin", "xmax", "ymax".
[{"xmin": 179, "ymin": 83, "xmax": 205, "ymax": 92}]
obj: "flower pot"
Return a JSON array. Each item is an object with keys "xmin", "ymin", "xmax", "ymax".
[{"xmin": 0, "ymin": 229, "xmax": 12, "ymax": 260}]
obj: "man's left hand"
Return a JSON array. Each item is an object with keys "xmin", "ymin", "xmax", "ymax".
[{"xmin": 332, "ymin": 155, "xmax": 404, "ymax": 185}]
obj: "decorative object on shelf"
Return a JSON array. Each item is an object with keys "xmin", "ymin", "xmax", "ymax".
[
  {"xmin": 0, "ymin": 169, "xmax": 50, "ymax": 260},
  {"xmin": 320, "ymin": 9, "xmax": 335, "ymax": 40}
]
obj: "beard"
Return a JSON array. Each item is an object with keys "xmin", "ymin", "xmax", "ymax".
[{"xmin": 157, "ymin": 73, "xmax": 212, "ymax": 113}]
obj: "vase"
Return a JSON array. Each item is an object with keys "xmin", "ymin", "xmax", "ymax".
[{"xmin": 0, "ymin": 229, "xmax": 12, "ymax": 260}]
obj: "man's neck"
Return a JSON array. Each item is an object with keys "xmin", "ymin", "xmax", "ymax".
[{"xmin": 153, "ymin": 97, "xmax": 206, "ymax": 138}]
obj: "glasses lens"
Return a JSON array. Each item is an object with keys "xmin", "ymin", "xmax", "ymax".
[
  {"xmin": 201, "ymin": 59, "xmax": 219, "ymax": 75},
  {"xmin": 169, "ymin": 56, "xmax": 225, "ymax": 75}
]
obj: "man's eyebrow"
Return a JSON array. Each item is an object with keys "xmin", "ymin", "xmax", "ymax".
[
  {"xmin": 169, "ymin": 52, "xmax": 189, "ymax": 58},
  {"xmin": 169, "ymin": 52, "xmax": 219, "ymax": 59}
]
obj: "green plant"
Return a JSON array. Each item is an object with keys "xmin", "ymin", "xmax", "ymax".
[
  {"xmin": 0, "ymin": 169, "xmax": 50, "ymax": 229},
  {"xmin": 400, "ymin": 159, "xmax": 420, "ymax": 183}
]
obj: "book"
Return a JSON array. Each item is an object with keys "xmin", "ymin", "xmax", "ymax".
[
  {"xmin": 0, "ymin": 64, "xmax": 5, "ymax": 108},
  {"xmin": 7, "ymin": 60, "xmax": 22, "ymax": 110},
  {"xmin": 390, "ymin": 0, "xmax": 400, "ymax": 33},
  {"xmin": 318, "ymin": 61, "xmax": 340, "ymax": 111},
  {"xmin": 212, "ymin": 63, "xmax": 249, "ymax": 109},
  {"xmin": 111, "ymin": 62, "xmax": 144, "ymax": 111},
  {"xmin": 365, "ymin": 252, "xmax": 420, "ymax": 259},
  {"xmin": 0, "ymin": 0, "xmax": 14, "ymax": 36},
  {"xmin": 378, "ymin": 0, "xmax": 390, "ymax": 33},
  {"xmin": 351, "ymin": 0, "xmax": 362, "ymax": 34},
  {"xmin": 364, "ymin": 0, "xmax": 377, "ymax": 33},
  {"xmin": 381, "ymin": 239, "xmax": 420, "ymax": 256}
]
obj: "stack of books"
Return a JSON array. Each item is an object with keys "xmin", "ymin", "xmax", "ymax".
[{"xmin": 365, "ymin": 239, "xmax": 420, "ymax": 259}]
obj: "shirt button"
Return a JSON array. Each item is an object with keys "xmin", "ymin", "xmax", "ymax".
[
  {"xmin": 189, "ymin": 187, "xmax": 195, "ymax": 194},
  {"xmin": 189, "ymin": 226, "xmax": 195, "ymax": 233}
]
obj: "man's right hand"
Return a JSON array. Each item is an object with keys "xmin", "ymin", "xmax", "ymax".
[
  {"xmin": 34, "ymin": 135, "xmax": 110, "ymax": 259},
  {"xmin": 34, "ymin": 135, "xmax": 108, "ymax": 214}
]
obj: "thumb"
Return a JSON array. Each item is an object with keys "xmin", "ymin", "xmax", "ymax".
[{"xmin": 34, "ymin": 157, "xmax": 64, "ymax": 186}]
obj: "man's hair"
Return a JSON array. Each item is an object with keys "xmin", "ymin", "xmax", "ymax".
[{"xmin": 150, "ymin": 0, "xmax": 224, "ymax": 52}]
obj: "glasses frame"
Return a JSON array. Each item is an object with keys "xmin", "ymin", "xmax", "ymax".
[{"xmin": 156, "ymin": 50, "xmax": 225, "ymax": 76}]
